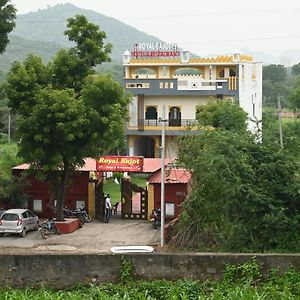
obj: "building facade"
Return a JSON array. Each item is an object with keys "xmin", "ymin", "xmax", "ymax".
[{"xmin": 123, "ymin": 44, "xmax": 262, "ymax": 159}]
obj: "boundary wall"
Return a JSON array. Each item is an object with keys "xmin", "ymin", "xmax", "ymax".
[{"xmin": 1, "ymin": 253, "xmax": 300, "ymax": 288}]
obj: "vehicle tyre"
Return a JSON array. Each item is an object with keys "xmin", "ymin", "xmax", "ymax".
[
  {"xmin": 40, "ymin": 227, "xmax": 49, "ymax": 239},
  {"xmin": 84, "ymin": 214, "xmax": 92, "ymax": 223},
  {"xmin": 20, "ymin": 228, "xmax": 26, "ymax": 238},
  {"xmin": 78, "ymin": 215, "xmax": 85, "ymax": 225}
]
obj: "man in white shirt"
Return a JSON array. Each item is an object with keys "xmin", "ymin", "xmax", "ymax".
[{"xmin": 104, "ymin": 194, "xmax": 112, "ymax": 223}]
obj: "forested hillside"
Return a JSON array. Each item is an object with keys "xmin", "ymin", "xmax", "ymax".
[
  {"xmin": 12, "ymin": 3, "xmax": 162, "ymax": 62},
  {"xmin": 0, "ymin": 35, "xmax": 62, "ymax": 73}
]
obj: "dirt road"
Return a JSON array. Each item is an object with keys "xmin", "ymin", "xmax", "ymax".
[{"xmin": 0, "ymin": 216, "xmax": 161, "ymax": 254}]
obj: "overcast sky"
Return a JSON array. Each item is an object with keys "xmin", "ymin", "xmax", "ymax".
[{"xmin": 10, "ymin": 0, "xmax": 300, "ymax": 56}]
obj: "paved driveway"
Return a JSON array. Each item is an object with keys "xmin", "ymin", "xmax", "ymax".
[{"xmin": 0, "ymin": 215, "xmax": 161, "ymax": 253}]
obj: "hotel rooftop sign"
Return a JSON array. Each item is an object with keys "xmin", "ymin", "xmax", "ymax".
[{"xmin": 131, "ymin": 43, "xmax": 180, "ymax": 58}]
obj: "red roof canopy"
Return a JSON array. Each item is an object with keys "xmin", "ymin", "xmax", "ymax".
[
  {"xmin": 13, "ymin": 157, "xmax": 173, "ymax": 173},
  {"xmin": 149, "ymin": 168, "xmax": 191, "ymax": 184}
]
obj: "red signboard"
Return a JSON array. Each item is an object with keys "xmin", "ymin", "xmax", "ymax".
[{"xmin": 96, "ymin": 156, "xmax": 144, "ymax": 172}]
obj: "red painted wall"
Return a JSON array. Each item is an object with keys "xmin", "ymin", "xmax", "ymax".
[
  {"xmin": 153, "ymin": 183, "xmax": 188, "ymax": 219},
  {"xmin": 12, "ymin": 170, "xmax": 89, "ymax": 218}
]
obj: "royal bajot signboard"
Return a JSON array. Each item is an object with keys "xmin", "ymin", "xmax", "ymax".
[
  {"xmin": 96, "ymin": 156, "xmax": 144, "ymax": 172},
  {"xmin": 131, "ymin": 42, "xmax": 180, "ymax": 58}
]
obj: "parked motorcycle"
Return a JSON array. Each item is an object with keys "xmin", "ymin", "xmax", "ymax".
[
  {"xmin": 63, "ymin": 207, "xmax": 92, "ymax": 225},
  {"xmin": 40, "ymin": 218, "xmax": 61, "ymax": 239},
  {"xmin": 150, "ymin": 208, "xmax": 161, "ymax": 230}
]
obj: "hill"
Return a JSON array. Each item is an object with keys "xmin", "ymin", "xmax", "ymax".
[
  {"xmin": 13, "ymin": 3, "xmax": 162, "ymax": 62},
  {"xmin": 0, "ymin": 35, "xmax": 63, "ymax": 73}
]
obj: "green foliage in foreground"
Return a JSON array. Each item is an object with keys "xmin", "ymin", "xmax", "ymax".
[
  {"xmin": 1, "ymin": 259, "xmax": 300, "ymax": 299},
  {"xmin": 0, "ymin": 143, "xmax": 27, "ymax": 207},
  {"xmin": 174, "ymin": 101, "xmax": 300, "ymax": 252}
]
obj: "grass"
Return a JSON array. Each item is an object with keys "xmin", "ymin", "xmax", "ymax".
[
  {"xmin": 103, "ymin": 178, "xmax": 121, "ymax": 205},
  {"xmin": 103, "ymin": 174, "xmax": 147, "ymax": 205}
]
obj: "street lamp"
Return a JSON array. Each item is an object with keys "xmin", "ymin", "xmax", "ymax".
[{"xmin": 159, "ymin": 106, "xmax": 167, "ymax": 247}]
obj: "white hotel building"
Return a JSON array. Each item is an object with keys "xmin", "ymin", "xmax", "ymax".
[{"xmin": 123, "ymin": 43, "xmax": 262, "ymax": 159}]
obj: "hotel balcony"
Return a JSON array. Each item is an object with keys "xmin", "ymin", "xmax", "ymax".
[
  {"xmin": 124, "ymin": 77, "xmax": 238, "ymax": 97},
  {"xmin": 126, "ymin": 118, "xmax": 199, "ymax": 136}
]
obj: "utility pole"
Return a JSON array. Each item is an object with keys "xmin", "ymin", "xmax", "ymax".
[
  {"xmin": 277, "ymin": 96, "xmax": 283, "ymax": 149},
  {"xmin": 8, "ymin": 113, "xmax": 11, "ymax": 144},
  {"xmin": 160, "ymin": 106, "xmax": 166, "ymax": 247}
]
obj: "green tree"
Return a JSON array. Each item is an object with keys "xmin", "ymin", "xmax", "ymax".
[
  {"xmin": 0, "ymin": 0, "xmax": 16, "ymax": 54},
  {"xmin": 173, "ymin": 103, "xmax": 300, "ymax": 252},
  {"xmin": 262, "ymin": 80, "xmax": 288, "ymax": 107},
  {"xmin": 6, "ymin": 16, "xmax": 129, "ymax": 220},
  {"xmin": 196, "ymin": 99, "xmax": 247, "ymax": 132},
  {"xmin": 51, "ymin": 15, "xmax": 112, "ymax": 93},
  {"xmin": 0, "ymin": 143, "xmax": 26, "ymax": 207},
  {"xmin": 263, "ymin": 64, "xmax": 287, "ymax": 83},
  {"xmin": 292, "ymin": 63, "xmax": 300, "ymax": 76},
  {"xmin": 287, "ymin": 76, "xmax": 300, "ymax": 111}
]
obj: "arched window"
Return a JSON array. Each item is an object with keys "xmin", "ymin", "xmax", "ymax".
[
  {"xmin": 134, "ymin": 68, "xmax": 156, "ymax": 78},
  {"xmin": 145, "ymin": 106, "xmax": 157, "ymax": 120},
  {"xmin": 169, "ymin": 107, "xmax": 181, "ymax": 126}
]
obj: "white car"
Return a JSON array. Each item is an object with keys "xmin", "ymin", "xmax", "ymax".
[{"xmin": 0, "ymin": 209, "xmax": 39, "ymax": 237}]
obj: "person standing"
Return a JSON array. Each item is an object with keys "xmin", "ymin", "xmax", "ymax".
[{"xmin": 104, "ymin": 194, "xmax": 112, "ymax": 223}]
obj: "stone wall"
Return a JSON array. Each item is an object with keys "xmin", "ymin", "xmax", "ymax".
[{"xmin": 1, "ymin": 253, "xmax": 300, "ymax": 288}]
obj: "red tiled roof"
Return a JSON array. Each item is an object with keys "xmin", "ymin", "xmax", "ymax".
[
  {"xmin": 12, "ymin": 158, "xmax": 97, "ymax": 172},
  {"xmin": 13, "ymin": 157, "xmax": 171, "ymax": 173},
  {"xmin": 149, "ymin": 168, "xmax": 191, "ymax": 184},
  {"xmin": 142, "ymin": 158, "xmax": 173, "ymax": 173}
]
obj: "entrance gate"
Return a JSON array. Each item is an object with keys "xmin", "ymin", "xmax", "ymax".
[{"xmin": 121, "ymin": 178, "xmax": 148, "ymax": 220}]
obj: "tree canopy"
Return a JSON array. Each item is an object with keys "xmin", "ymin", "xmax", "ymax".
[
  {"xmin": 6, "ymin": 15, "xmax": 130, "ymax": 220},
  {"xmin": 173, "ymin": 101, "xmax": 300, "ymax": 252},
  {"xmin": 0, "ymin": 0, "xmax": 16, "ymax": 54},
  {"xmin": 196, "ymin": 100, "xmax": 247, "ymax": 132},
  {"xmin": 263, "ymin": 64, "xmax": 287, "ymax": 83}
]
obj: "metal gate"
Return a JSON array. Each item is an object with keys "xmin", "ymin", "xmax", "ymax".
[{"xmin": 121, "ymin": 177, "xmax": 148, "ymax": 220}]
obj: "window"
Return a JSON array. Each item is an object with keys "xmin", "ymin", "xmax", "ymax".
[
  {"xmin": 145, "ymin": 106, "xmax": 157, "ymax": 120},
  {"xmin": 170, "ymin": 82, "xmax": 174, "ymax": 88},
  {"xmin": 126, "ymin": 83, "xmax": 150, "ymax": 88},
  {"xmin": 169, "ymin": 107, "xmax": 181, "ymax": 126},
  {"xmin": 164, "ymin": 82, "xmax": 169, "ymax": 89},
  {"xmin": 27, "ymin": 210, "xmax": 35, "ymax": 217},
  {"xmin": 1, "ymin": 213, "xmax": 19, "ymax": 221},
  {"xmin": 76, "ymin": 200, "xmax": 85, "ymax": 209},
  {"xmin": 178, "ymin": 80, "xmax": 188, "ymax": 87},
  {"xmin": 166, "ymin": 203, "xmax": 175, "ymax": 216},
  {"xmin": 160, "ymin": 82, "xmax": 164, "ymax": 89},
  {"xmin": 229, "ymin": 69, "xmax": 236, "ymax": 76},
  {"xmin": 219, "ymin": 69, "xmax": 225, "ymax": 78},
  {"xmin": 33, "ymin": 199, "xmax": 42, "ymax": 212}
]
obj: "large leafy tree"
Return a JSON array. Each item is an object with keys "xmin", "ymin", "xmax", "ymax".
[
  {"xmin": 263, "ymin": 64, "xmax": 287, "ymax": 83},
  {"xmin": 292, "ymin": 63, "xmax": 300, "ymax": 76},
  {"xmin": 173, "ymin": 102, "xmax": 300, "ymax": 252},
  {"xmin": 0, "ymin": 0, "xmax": 16, "ymax": 54},
  {"xmin": 6, "ymin": 16, "xmax": 130, "ymax": 220},
  {"xmin": 196, "ymin": 100, "xmax": 247, "ymax": 132}
]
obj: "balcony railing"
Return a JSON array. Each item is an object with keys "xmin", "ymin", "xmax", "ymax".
[{"xmin": 128, "ymin": 119, "xmax": 198, "ymax": 131}]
